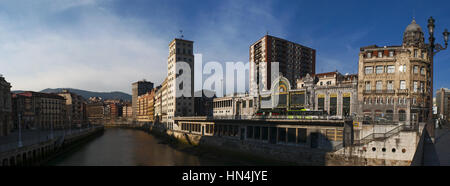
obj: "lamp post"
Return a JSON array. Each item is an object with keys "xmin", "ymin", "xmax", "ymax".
[
  {"xmin": 50, "ymin": 121, "xmax": 54, "ymax": 139},
  {"xmin": 426, "ymin": 16, "xmax": 449, "ymax": 140},
  {"xmin": 18, "ymin": 113, "xmax": 23, "ymax": 148}
]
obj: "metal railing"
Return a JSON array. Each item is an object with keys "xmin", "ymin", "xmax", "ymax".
[
  {"xmin": 352, "ymin": 124, "xmax": 418, "ymax": 146},
  {"xmin": 209, "ymin": 115, "xmax": 343, "ymax": 121}
]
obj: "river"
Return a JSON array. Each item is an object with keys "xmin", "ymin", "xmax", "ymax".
[{"xmin": 48, "ymin": 128, "xmax": 233, "ymax": 166}]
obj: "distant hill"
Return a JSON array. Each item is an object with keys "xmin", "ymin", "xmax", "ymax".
[{"xmin": 39, "ymin": 88, "xmax": 131, "ymax": 101}]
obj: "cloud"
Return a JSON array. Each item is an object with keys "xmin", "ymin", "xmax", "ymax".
[{"xmin": 0, "ymin": 0, "xmax": 169, "ymax": 94}]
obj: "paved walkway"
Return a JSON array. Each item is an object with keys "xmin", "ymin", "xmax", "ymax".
[
  {"xmin": 434, "ymin": 120, "xmax": 450, "ymax": 166},
  {"xmin": 0, "ymin": 127, "xmax": 92, "ymax": 153}
]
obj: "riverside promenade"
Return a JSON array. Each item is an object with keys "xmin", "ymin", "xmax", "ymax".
[{"xmin": 0, "ymin": 125, "xmax": 103, "ymax": 166}]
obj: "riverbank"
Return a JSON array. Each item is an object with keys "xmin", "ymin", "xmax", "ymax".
[
  {"xmin": 44, "ymin": 129, "xmax": 104, "ymax": 165},
  {"xmin": 0, "ymin": 126, "xmax": 104, "ymax": 166},
  {"xmin": 144, "ymin": 127, "xmax": 295, "ymax": 166}
]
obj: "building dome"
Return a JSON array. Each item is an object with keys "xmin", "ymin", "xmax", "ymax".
[
  {"xmin": 405, "ymin": 19, "xmax": 423, "ymax": 33},
  {"xmin": 403, "ymin": 19, "xmax": 425, "ymax": 47}
]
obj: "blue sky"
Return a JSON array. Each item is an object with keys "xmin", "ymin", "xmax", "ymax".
[{"xmin": 0, "ymin": 0, "xmax": 449, "ymax": 94}]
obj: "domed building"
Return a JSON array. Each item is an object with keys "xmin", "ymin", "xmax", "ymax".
[
  {"xmin": 357, "ymin": 19, "xmax": 432, "ymax": 125},
  {"xmin": 403, "ymin": 19, "xmax": 426, "ymax": 47}
]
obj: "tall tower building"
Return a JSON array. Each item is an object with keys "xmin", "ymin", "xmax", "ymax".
[
  {"xmin": 132, "ymin": 80, "xmax": 154, "ymax": 118},
  {"xmin": 249, "ymin": 35, "xmax": 316, "ymax": 94},
  {"xmin": 357, "ymin": 19, "xmax": 431, "ymax": 124},
  {"xmin": 166, "ymin": 38, "xmax": 195, "ymax": 130}
]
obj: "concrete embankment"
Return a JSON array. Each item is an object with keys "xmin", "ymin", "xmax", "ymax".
[
  {"xmin": 0, "ymin": 127, "xmax": 104, "ymax": 166},
  {"xmin": 143, "ymin": 125, "xmax": 301, "ymax": 166}
]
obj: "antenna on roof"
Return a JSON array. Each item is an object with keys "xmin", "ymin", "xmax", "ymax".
[{"xmin": 179, "ymin": 30, "xmax": 184, "ymax": 39}]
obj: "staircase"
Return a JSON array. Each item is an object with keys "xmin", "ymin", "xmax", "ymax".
[{"xmin": 353, "ymin": 124, "xmax": 417, "ymax": 146}]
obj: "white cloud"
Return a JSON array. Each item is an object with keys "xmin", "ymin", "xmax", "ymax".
[{"xmin": 0, "ymin": 1, "xmax": 169, "ymax": 94}]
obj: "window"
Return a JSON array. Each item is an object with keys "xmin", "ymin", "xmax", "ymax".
[
  {"xmin": 400, "ymin": 80, "xmax": 406, "ymax": 90},
  {"xmin": 413, "ymin": 81, "xmax": 418, "ymax": 93},
  {"xmin": 414, "ymin": 49, "xmax": 418, "ymax": 58},
  {"xmin": 387, "ymin": 81, "xmax": 394, "ymax": 90},
  {"xmin": 389, "ymin": 51, "xmax": 394, "ymax": 57},
  {"xmin": 421, "ymin": 67, "xmax": 425, "ymax": 75},
  {"xmin": 278, "ymin": 128, "xmax": 286, "ymax": 143},
  {"xmin": 297, "ymin": 128, "xmax": 307, "ymax": 143},
  {"xmin": 247, "ymin": 126, "xmax": 253, "ymax": 139},
  {"xmin": 249, "ymin": 100, "xmax": 253, "ymax": 108},
  {"xmin": 367, "ymin": 52, "xmax": 372, "ymax": 58},
  {"xmin": 413, "ymin": 66, "xmax": 419, "ymax": 74},
  {"xmin": 330, "ymin": 97, "xmax": 337, "ymax": 115},
  {"xmin": 399, "ymin": 64, "xmax": 407, "ymax": 73},
  {"xmin": 399, "ymin": 110, "xmax": 406, "ymax": 121},
  {"xmin": 365, "ymin": 66, "xmax": 373, "ymax": 74},
  {"xmin": 254, "ymin": 126, "xmax": 261, "ymax": 139},
  {"xmin": 287, "ymin": 128, "xmax": 296, "ymax": 143},
  {"xmin": 420, "ymin": 82, "xmax": 424, "ymax": 93},
  {"xmin": 262, "ymin": 127, "xmax": 268, "ymax": 141},
  {"xmin": 378, "ymin": 51, "xmax": 383, "ymax": 58},
  {"xmin": 318, "ymin": 97, "xmax": 325, "ymax": 111},
  {"xmin": 365, "ymin": 82, "xmax": 371, "ymax": 91},
  {"xmin": 376, "ymin": 66, "xmax": 384, "ymax": 74},
  {"xmin": 376, "ymin": 81, "xmax": 382, "ymax": 90},
  {"xmin": 387, "ymin": 66, "xmax": 395, "ymax": 73}
]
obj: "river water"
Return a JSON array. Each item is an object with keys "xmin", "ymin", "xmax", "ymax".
[{"xmin": 48, "ymin": 128, "xmax": 231, "ymax": 166}]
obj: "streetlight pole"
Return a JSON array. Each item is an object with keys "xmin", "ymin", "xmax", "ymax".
[
  {"xmin": 50, "ymin": 121, "xmax": 54, "ymax": 139},
  {"xmin": 426, "ymin": 16, "xmax": 449, "ymax": 140},
  {"xmin": 18, "ymin": 113, "xmax": 23, "ymax": 148}
]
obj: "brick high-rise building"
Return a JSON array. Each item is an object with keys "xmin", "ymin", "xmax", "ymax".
[
  {"xmin": 132, "ymin": 80, "xmax": 154, "ymax": 118},
  {"xmin": 249, "ymin": 35, "xmax": 316, "ymax": 94},
  {"xmin": 436, "ymin": 88, "xmax": 450, "ymax": 120}
]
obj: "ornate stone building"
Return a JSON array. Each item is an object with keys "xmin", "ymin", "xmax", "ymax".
[
  {"xmin": 213, "ymin": 72, "xmax": 357, "ymax": 119},
  {"xmin": 297, "ymin": 72, "xmax": 358, "ymax": 118},
  {"xmin": 0, "ymin": 75, "xmax": 12, "ymax": 136},
  {"xmin": 357, "ymin": 19, "xmax": 431, "ymax": 124}
]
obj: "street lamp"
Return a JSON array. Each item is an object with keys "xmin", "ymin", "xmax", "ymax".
[
  {"xmin": 426, "ymin": 16, "xmax": 448, "ymax": 140},
  {"xmin": 18, "ymin": 113, "xmax": 23, "ymax": 148}
]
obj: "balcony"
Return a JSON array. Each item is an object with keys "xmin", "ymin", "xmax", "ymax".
[
  {"xmin": 397, "ymin": 89, "xmax": 409, "ymax": 94},
  {"xmin": 363, "ymin": 89, "xmax": 396, "ymax": 94}
]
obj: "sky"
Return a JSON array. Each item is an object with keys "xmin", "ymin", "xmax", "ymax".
[{"xmin": 0, "ymin": 0, "xmax": 450, "ymax": 95}]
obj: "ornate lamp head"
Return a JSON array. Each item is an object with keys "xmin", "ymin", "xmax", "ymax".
[{"xmin": 428, "ymin": 16, "xmax": 435, "ymax": 35}]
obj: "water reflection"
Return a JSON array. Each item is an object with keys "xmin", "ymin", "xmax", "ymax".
[{"xmin": 50, "ymin": 128, "xmax": 225, "ymax": 166}]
